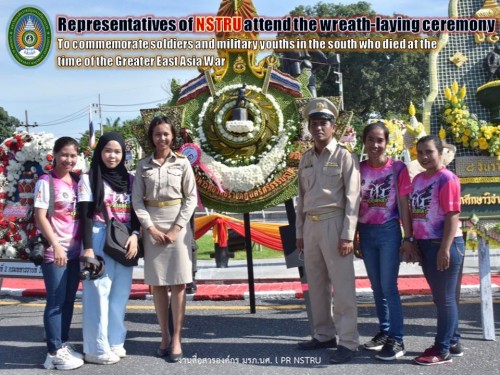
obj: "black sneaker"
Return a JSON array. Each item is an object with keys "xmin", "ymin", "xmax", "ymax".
[
  {"xmin": 363, "ymin": 332, "xmax": 388, "ymax": 351},
  {"xmin": 449, "ymin": 342, "xmax": 464, "ymax": 357},
  {"xmin": 375, "ymin": 337, "xmax": 405, "ymax": 361}
]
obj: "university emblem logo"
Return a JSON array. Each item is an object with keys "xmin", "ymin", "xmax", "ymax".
[{"xmin": 7, "ymin": 6, "xmax": 51, "ymax": 67}]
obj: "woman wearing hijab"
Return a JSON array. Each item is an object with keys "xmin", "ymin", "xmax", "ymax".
[{"xmin": 78, "ymin": 132, "xmax": 141, "ymax": 365}]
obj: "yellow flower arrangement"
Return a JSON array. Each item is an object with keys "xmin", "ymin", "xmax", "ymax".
[
  {"xmin": 442, "ymin": 81, "xmax": 500, "ymax": 159},
  {"xmin": 404, "ymin": 102, "xmax": 426, "ymax": 160}
]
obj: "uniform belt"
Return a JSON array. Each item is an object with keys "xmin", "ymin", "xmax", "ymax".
[
  {"xmin": 145, "ymin": 199, "xmax": 181, "ymax": 207},
  {"xmin": 307, "ymin": 210, "xmax": 343, "ymax": 222}
]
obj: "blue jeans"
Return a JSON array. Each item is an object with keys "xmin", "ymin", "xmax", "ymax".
[
  {"xmin": 419, "ymin": 237, "xmax": 464, "ymax": 353},
  {"xmin": 359, "ymin": 219, "xmax": 404, "ymax": 341},
  {"xmin": 41, "ymin": 257, "xmax": 81, "ymax": 353},
  {"xmin": 83, "ymin": 222, "xmax": 133, "ymax": 356}
]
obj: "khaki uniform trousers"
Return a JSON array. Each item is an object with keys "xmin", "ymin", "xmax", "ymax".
[{"xmin": 303, "ymin": 214, "xmax": 359, "ymax": 351}]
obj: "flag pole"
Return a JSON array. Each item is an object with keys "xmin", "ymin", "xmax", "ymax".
[{"xmin": 89, "ymin": 104, "xmax": 96, "ymax": 149}]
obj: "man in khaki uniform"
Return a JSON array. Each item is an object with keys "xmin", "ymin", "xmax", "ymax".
[{"xmin": 296, "ymin": 98, "xmax": 360, "ymax": 364}]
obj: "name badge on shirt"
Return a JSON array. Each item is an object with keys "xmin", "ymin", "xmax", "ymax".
[{"xmin": 325, "ymin": 162, "xmax": 338, "ymax": 167}]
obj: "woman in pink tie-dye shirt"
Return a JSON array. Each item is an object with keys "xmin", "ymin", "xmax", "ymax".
[
  {"xmin": 358, "ymin": 121, "xmax": 417, "ymax": 361},
  {"xmin": 411, "ymin": 135, "xmax": 464, "ymax": 366}
]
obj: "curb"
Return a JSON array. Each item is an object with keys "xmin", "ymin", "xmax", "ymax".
[{"xmin": 1, "ymin": 275, "xmax": 499, "ymax": 301}]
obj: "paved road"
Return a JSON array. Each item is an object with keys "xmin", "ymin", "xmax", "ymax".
[{"xmin": 0, "ymin": 294, "xmax": 499, "ymax": 374}]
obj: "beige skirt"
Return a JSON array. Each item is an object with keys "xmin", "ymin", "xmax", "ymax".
[{"xmin": 143, "ymin": 204, "xmax": 192, "ymax": 286}]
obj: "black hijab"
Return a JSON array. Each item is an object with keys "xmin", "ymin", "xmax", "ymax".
[{"xmin": 89, "ymin": 132, "xmax": 129, "ymax": 212}]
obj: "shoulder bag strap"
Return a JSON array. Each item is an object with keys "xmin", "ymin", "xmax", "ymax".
[
  {"xmin": 101, "ymin": 201, "xmax": 110, "ymax": 224},
  {"xmin": 393, "ymin": 161, "xmax": 403, "ymax": 220},
  {"xmin": 48, "ymin": 174, "xmax": 55, "ymax": 217}
]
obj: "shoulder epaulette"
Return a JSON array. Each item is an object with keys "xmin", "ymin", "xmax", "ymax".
[
  {"xmin": 174, "ymin": 151, "xmax": 186, "ymax": 158},
  {"xmin": 339, "ymin": 142, "xmax": 353, "ymax": 153}
]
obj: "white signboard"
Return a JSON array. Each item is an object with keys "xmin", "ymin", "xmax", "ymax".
[{"xmin": 0, "ymin": 261, "xmax": 43, "ymax": 278}]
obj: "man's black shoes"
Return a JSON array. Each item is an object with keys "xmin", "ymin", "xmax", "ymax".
[
  {"xmin": 297, "ymin": 338, "xmax": 337, "ymax": 350},
  {"xmin": 329, "ymin": 345, "xmax": 356, "ymax": 364}
]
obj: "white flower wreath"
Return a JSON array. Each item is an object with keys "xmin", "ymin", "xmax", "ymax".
[
  {"xmin": 194, "ymin": 85, "xmax": 291, "ymax": 192},
  {"xmin": 0, "ymin": 132, "xmax": 54, "ymax": 198}
]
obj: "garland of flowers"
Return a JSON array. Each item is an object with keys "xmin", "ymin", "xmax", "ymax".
[
  {"xmin": 0, "ymin": 133, "xmax": 54, "ymax": 198},
  {"xmin": 442, "ymin": 81, "xmax": 500, "ymax": 159},
  {"xmin": 193, "ymin": 84, "xmax": 296, "ymax": 192},
  {"xmin": 199, "ymin": 134, "xmax": 290, "ymax": 192},
  {"xmin": 0, "ymin": 133, "xmax": 55, "ymax": 258}
]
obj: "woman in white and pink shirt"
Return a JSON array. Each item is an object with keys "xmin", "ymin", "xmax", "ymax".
[{"xmin": 34, "ymin": 137, "xmax": 84, "ymax": 370}]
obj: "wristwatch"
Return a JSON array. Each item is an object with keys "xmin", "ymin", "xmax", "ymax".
[
  {"xmin": 403, "ymin": 236, "xmax": 415, "ymax": 243},
  {"xmin": 132, "ymin": 230, "xmax": 140, "ymax": 236}
]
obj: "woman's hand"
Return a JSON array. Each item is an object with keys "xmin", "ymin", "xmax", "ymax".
[
  {"xmin": 165, "ymin": 225, "xmax": 181, "ymax": 244},
  {"xmin": 148, "ymin": 226, "xmax": 169, "ymax": 245},
  {"xmin": 125, "ymin": 234, "xmax": 138, "ymax": 259},
  {"xmin": 53, "ymin": 242, "xmax": 67, "ymax": 267},
  {"xmin": 81, "ymin": 248, "xmax": 95, "ymax": 268},
  {"xmin": 437, "ymin": 247, "xmax": 450, "ymax": 271},
  {"xmin": 400, "ymin": 241, "xmax": 421, "ymax": 263}
]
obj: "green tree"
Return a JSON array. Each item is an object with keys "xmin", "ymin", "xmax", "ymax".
[
  {"xmin": 288, "ymin": 1, "xmax": 429, "ymax": 119},
  {"xmin": 0, "ymin": 107, "xmax": 21, "ymax": 142},
  {"xmin": 169, "ymin": 78, "xmax": 181, "ymax": 104},
  {"xmin": 104, "ymin": 116, "xmax": 122, "ymax": 130}
]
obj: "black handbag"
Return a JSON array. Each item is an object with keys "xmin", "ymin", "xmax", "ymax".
[{"xmin": 102, "ymin": 208, "xmax": 142, "ymax": 267}]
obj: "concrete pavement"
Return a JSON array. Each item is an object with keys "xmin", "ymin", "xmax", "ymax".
[{"xmin": 1, "ymin": 248, "xmax": 499, "ymax": 300}]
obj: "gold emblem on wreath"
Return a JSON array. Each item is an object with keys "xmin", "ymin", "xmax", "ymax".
[
  {"xmin": 233, "ymin": 55, "xmax": 246, "ymax": 74},
  {"xmin": 202, "ymin": 89, "xmax": 280, "ymax": 159}
]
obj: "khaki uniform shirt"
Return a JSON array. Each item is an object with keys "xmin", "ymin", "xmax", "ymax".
[
  {"xmin": 132, "ymin": 152, "xmax": 197, "ymax": 230},
  {"xmin": 296, "ymin": 138, "xmax": 360, "ymax": 240}
]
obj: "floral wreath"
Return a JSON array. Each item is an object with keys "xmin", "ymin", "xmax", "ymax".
[
  {"xmin": 0, "ymin": 133, "xmax": 54, "ymax": 198},
  {"xmin": 193, "ymin": 84, "xmax": 297, "ymax": 192},
  {"xmin": 442, "ymin": 81, "xmax": 500, "ymax": 159},
  {"xmin": 0, "ymin": 133, "xmax": 55, "ymax": 258}
]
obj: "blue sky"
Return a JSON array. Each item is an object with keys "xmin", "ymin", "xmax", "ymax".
[{"xmin": 0, "ymin": 0, "xmax": 449, "ymax": 139}]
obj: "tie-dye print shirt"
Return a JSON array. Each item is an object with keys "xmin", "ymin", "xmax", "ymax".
[
  {"xmin": 34, "ymin": 172, "xmax": 81, "ymax": 262},
  {"xmin": 359, "ymin": 158, "xmax": 412, "ymax": 224},
  {"xmin": 410, "ymin": 167, "xmax": 462, "ymax": 239}
]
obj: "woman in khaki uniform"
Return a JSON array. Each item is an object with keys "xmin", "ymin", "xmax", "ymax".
[{"xmin": 132, "ymin": 115, "xmax": 197, "ymax": 363}]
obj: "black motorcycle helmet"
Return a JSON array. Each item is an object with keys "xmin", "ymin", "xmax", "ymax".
[{"xmin": 79, "ymin": 255, "xmax": 105, "ymax": 280}]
